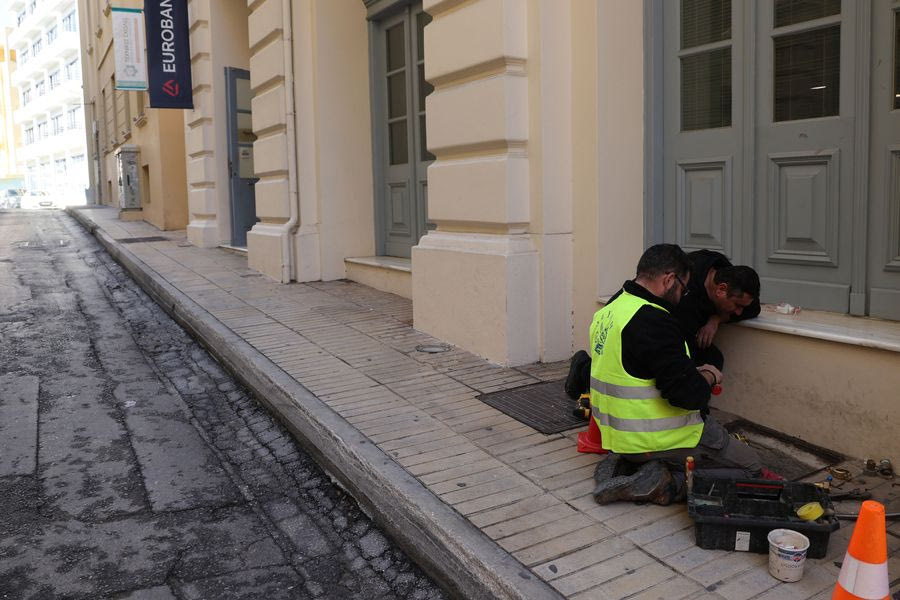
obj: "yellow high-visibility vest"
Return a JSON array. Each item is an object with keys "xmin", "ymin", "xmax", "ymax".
[{"xmin": 589, "ymin": 290, "xmax": 703, "ymax": 454}]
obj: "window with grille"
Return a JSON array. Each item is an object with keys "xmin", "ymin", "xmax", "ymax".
[
  {"xmin": 47, "ymin": 26, "xmax": 57, "ymax": 44},
  {"xmin": 773, "ymin": 0, "xmax": 841, "ymax": 121},
  {"xmin": 37, "ymin": 121, "xmax": 48, "ymax": 139},
  {"xmin": 32, "ymin": 39, "xmax": 42, "ymax": 56},
  {"xmin": 55, "ymin": 159, "xmax": 67, "ymax": 174},
  {"xmin": 681, "ymin": 0, "xmax": 733, "ymax": 131},
  {"xmin": 22, "ymin": 88, "xmax": 31, "ymax": 104},
  {"xmin": 36, "ymin": 80, "xmax": 45, "ymax": 96},
  {"xmin": 49, "ymin": 70, "xmax": 60, "ymax": 89},
  {"xmin": 63, "ymin": 11, "xmax": 77, "ymax": 32},
  {"xmin": 25, "ymin": 128, "xmax": 34, "ymax": 144},
  {"xmin": 17, "ymin": 11, "xmax": 25, "ymax": 26},
  {"xmin": 51, "ymin": 114, "xmax": 63, "ymax": 135},
  {"xmin": 19, "ymin": 48, "xmax": 28, "ymax": 65},
  {"xmin": 66, "ymin": 59, "xmax": 80, "ymax": 80}
]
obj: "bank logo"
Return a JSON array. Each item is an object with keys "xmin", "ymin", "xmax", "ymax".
[{"xmin": 162, "ymin": 79, "xmax": 180, "ymax": 97}]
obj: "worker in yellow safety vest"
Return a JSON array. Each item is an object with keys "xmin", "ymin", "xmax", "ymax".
[{"xmin": 589, "ymin": 244, "xmax": 777, "ymax": 506}]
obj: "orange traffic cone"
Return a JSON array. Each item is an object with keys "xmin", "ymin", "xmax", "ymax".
[
  {"xmin": 577, "ymin": 411, "xmax": 607, "ymax": 454},
  {"xmin": 832, "ymin": 500, "xmax": 890, "ymax": 600}
]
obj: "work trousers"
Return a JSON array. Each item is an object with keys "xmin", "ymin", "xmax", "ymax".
[{"xmin": 624, "ymin": 416, "xmax": 762, "ymax": 480}]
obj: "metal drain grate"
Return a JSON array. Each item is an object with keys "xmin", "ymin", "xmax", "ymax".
[
  {"xmin": 478, "ymin": 380, "xmax": 585, "ymax": 435},
  {"xmin": 118, "ymin": 236, "xmax": 169, "ymax": 244}
]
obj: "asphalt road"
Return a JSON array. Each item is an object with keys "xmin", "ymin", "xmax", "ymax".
[{"xmin": 0, "ymin": 209, "xmax": 446, "ymax": 600}]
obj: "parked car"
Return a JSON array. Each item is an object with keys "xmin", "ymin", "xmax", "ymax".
[
  {"xmin": 20, "ymin": 190, "xmax": 57, "ymax": 210},
  {"xmin": 1, "ymin": 189, "xmax": 24, "ymax": 209}
]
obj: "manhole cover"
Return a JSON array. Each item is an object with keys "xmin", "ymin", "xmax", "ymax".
[
  {"xmin": 119, "ymin": 236, "xmax": 169, "ymax": 244},
  {"xmin": 415, "ymin": 343, "xmax": 450, "ymax": 353},
  {"xmin": 478, "ymin": 380, "xmax": 585, "ymax": 434},
  {"xmin": 724, "ymin": 419, "xmax": 844, "ymax": 481}
]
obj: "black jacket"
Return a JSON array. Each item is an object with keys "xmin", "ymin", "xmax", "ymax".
[{"xmin": 606, "ymin": 281, "xmax": 712, "ymax": 413}]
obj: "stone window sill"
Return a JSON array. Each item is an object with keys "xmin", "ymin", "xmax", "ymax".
[
  {"xmin": 345, "ymin": 256, "xmax": 411, "ymax": 273},
  {"xmin": 596, "ymin": 296, "xmax": 900, "ymax": 353},
  {"xmin": 736, "ymin": 308, "xmax": 900, "ymax": 353}
]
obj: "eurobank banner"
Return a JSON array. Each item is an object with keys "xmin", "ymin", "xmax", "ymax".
[
  {"xmin": 144, "ymin": 0, "xmax": 193, "ymax": 109},
  {"xmin": 112, "ymin": 8, "xmax": 148, "ymax": 90}
]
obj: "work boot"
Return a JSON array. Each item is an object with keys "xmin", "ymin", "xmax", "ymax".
[
  {"xmin": 593, "ymin": 460, "xmax": 674, "ymax": 506},
  {"xmin": 593, "ymin": 452, "xmax": 639, "ymax": 486}
]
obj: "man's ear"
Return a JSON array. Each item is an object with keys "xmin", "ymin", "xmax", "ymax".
[{"xmin": 716, "ymin": 283, "xmax": 729, "ymax": 297}]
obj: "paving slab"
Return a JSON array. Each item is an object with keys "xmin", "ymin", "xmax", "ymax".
[{"xmin": 68, "ymin": 206, "xmax": 897, "ymax": 600}]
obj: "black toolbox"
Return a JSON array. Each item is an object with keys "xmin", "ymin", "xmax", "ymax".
[{"xmin": 687, "ymin": 477, "xmax": 840, "ymax": 558}]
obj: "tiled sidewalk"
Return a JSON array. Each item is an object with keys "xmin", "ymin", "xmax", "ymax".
[{"xmin": 70, "ymin": 207, "xmax": 899, "ymax": 600}]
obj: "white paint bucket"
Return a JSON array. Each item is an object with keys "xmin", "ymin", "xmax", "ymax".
[{"xmin": 767, "ymin": 528, "xmax": 810, "ymax": 582}]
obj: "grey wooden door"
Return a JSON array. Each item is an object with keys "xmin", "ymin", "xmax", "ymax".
[
  {"xmin": 375, "ymin": 3, "xmax": 432, "ymax": 258},
  {"xmin": 753, "ymin": 0, "xmax": 856, "ymax": 312},
  {"xmin": 867, "ymin": 0, "xmax": 900, "ymax": 319},
  {"xmin": 226, "ymin": 67, "xmax": 257, "ymax": 248},
  {"xmin": 662, "ymin": 0, "xmax": 747, "ymax": 263}
]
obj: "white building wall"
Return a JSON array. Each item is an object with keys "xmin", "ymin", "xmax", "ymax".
[{"xmin": 7, "ymin": 0, "xmax": 88, "ymax": 205}]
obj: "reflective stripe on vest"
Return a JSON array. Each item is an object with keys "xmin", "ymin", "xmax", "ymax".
[
  {"xmin": 590, "ymin": 377, "xmax": 658, "ymax": 400},
  {"xmin": 837, "ymin": 553, "xmax": 890, "ymax": 599},
  {"xmin": 589, "ymin": 290, "xmax": 703, "ymax": 454},
  {"xmin": 591, "ymin": 404, "xmax": 704, "ymax": 433}
]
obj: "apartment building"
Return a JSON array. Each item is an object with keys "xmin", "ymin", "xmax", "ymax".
[
  {"xmin": 8, "ymin": 0, "xmax": 87, "ymax": 204},
  {"xmin": 0, "ymin": 43, "xmax": 23, "ymax": 190},
  {"xmin": 77, "ymin": 0, "xmax": 187, "ymax": 230}
]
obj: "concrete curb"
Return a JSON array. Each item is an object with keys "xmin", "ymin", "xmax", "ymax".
[{"xmin": 67, "ymin": 208, "xmax": 565, "ymax": 600}]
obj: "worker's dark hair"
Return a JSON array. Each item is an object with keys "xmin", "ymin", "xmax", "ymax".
[
  {"xmin": 714, "ymin": 265, "xmax": 760, "ymax": 299},
  {"xmin": 636, "ymin": 244, "xmax": 690, "ymax": 279}
]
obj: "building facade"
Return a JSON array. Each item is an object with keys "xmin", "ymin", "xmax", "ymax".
[
  {"xmin": 77, "ymin": 0, "xmax": 188, "ymax": 230},
  {"xmin": 0, "ymin": 42, "xmax": 23, "ymax": 190},
  {"xmin": 8, "ymin": 0, "xmax": 88, "ymax": 204},
  {"xmin": 72, "ymin": 0, "xmax": 899, "ymax": 462}
]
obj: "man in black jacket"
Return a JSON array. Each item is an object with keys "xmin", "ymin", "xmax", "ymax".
[{"xmin": 673, "ymin": 249, "xmax": 761, "ymax": 372}]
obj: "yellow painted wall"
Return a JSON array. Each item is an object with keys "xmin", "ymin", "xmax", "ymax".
[{"xmin": 718, "ymin": 326, "xmax": 900, "ymax": 462}]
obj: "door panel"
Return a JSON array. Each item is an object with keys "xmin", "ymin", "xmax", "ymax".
[
  {"xmin": 382, "ymin": 13, "xmax": 415, "ymax": 258},
  {"xmin": 226, "ymin": 68, "xmax": 257, "ymax": 248},
  {"xmin": 867, "ymin": 0, "xmax": 900, "ymax": 319},
  {"xmin": 376, "ymin": 3, "xmax": 431, "ymax": 259},
  {"xmin": 677, "ymin": 157, "xmax": 732, "ymax": 253},
  {"xmin": 754, "ymin": 0, "xmax": 856, "ymax": 312},
  {"xmin": 663, "ymin": 0, "xmax": 745, "ymax": 262}
]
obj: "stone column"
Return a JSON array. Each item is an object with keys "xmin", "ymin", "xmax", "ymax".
[
  {"xmin": 184, "ymin": 0, "xmax": 219, "ymax": 247},
  {"xmin": 245, "ymin": 0, "xmax": 295, "ymax": 281},
  {"xmin": 413, "ymin": 0, "xmax": 539, "ymax": 366}
]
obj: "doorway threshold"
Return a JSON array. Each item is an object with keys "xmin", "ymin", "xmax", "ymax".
[
  {"xmin": 219, "ymin": 244, "xmax": 248, "ymax": 255},
  {"xmin": 345, "ymin": 256, "xmax": 412, "ymax": 299}
]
